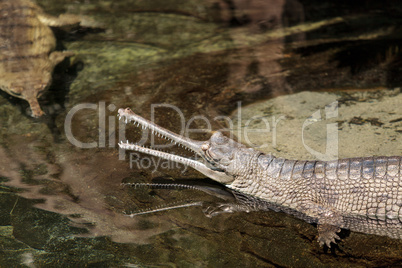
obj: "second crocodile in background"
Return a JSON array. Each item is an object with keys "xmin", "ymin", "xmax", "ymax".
[
  {"xmin": 117, "ymin": 108, "xmax": 402, "ymax": 248},
  {"xmin": 0, "ymin": 0, "xmax": 96, "ymax": 117}
]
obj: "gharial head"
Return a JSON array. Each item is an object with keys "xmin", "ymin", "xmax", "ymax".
[
  {"xmin": 118, "ymin": 108, "xmax": 252, "ymax": 184},
  {"xmin": 199, "ymin": 131, "xmax": 247, "ymax": 175}
]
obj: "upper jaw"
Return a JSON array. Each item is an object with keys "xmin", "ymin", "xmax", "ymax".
[{"xmin": 118, "ymin": 108, "xmax": 204, "ymax": 153}]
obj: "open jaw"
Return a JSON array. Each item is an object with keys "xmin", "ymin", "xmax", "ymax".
[{"xmin": 117, "ymin": 108, "xmax": 234, "ymax": 183}]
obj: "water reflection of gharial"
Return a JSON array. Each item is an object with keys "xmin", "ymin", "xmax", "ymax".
[
  {"xmin": 213, "ymin": 0, "xmax": 305, "ymax": 98},
  {"xmin": 0, "ymin": 139, "xmax": 175, "ymax": 245},
  {"xmin": 118, "ymin": 107, "xmax": 402, "ymax": 248},
  {"xmin": 122, "ymin": 178, "xmax": 239, "ymax": 217}
]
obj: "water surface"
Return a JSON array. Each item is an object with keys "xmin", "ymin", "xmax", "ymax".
[{"xmin": 1, "ymin": 0, "xmax": 401, "ymax": 266}]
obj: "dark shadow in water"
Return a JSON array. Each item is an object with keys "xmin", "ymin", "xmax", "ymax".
[
  {"xmin": 52, "ymin": 26, "xmax": 105, "ymax": 42},
  {"xmin": 333, "ymin": 41, "xmax": 401, "ymax": 75},
  {"xmin": 294, "ymin": 39, "xmax": 402, "ymax": 83},
  {"xmin": 38, "ymin": 60, "xmax": 82, "ymax": 143}
]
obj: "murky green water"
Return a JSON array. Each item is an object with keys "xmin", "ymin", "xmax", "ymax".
[{"xmin": 1, "ymin": 0, "xmax": 401, "ymax": 266}]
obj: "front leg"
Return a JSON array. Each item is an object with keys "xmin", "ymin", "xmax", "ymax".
[
  {"xmin": 299, "ymin": 200, "xmax": 343, "ymax": 247},
  {"xmin": 49, "ymin": 51, "xmax": 75, "ymax": 68},
  {"xmin": 317, "ymin": 223, "xmax": 341, "ymax": 248}
]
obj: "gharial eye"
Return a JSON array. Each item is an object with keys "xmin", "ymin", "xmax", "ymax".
[{"xmin": 201, "ymin": 143, "xmax": 210, "ymax": 151}]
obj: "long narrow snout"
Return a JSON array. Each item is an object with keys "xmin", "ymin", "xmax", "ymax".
[{"xmin": 118, "ymin": 108, "xmax": 235, "ymax": 184}]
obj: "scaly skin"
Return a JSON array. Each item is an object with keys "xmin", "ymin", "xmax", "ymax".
[{"xmin": 118, "ymin": 108, "xmax": 402, "ymax": 247}]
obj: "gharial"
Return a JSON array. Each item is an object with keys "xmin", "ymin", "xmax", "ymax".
[
  {"xmin": 117, "ymin": 107, "xmax": 402, "ymax": 248},
  {"xmin": 0, "ymin": 0, "xmax": 95, "ymax": 117}
]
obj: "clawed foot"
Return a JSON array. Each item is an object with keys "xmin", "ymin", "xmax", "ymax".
[{"xmin": 317, "ymin": 224, "xmax": 341, "ymax": 248}]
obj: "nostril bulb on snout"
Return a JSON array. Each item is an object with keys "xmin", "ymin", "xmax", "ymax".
[{"xmin": 201, "ymin": 143, "xmax": 209, "ymax": 151}]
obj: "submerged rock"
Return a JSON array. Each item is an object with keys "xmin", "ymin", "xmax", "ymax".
[{"xmin": 231, "ymin": 89, "xmax": 402, "ymax": 160}]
